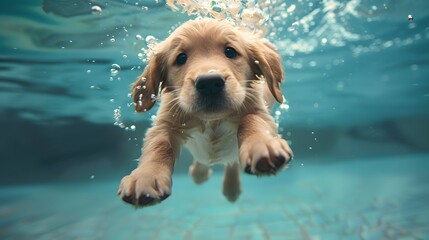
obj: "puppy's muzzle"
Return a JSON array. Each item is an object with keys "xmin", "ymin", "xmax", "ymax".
[
  {"xmin": 195, "ymin": 73, "xmax": 225, "ymax": 96},
  {"xmin": 194, "ymin": 73, "xmax": 226, "ymax": 113}
]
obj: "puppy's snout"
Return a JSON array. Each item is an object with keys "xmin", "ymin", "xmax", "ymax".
[{"xmin": 195, "ymin": 73, "xmax": 225, "ymax": 96}]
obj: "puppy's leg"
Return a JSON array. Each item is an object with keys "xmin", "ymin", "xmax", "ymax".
[
  {"xmin": 189, "ymin": 160, "xmax": 212, "ymax": 184},
  {"xmin": 222, "ymin": 162, "xmax": 241, "ymax": 202},
  {"xmin": 238, "ymin": 113, "xmax": 293, "ymax": 176},
  {"xmin": 117, "ymin": 125, "xmax": 180, "ymax": 208}
]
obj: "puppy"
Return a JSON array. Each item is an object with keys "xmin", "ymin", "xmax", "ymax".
[{"xmin": 117, "ymin": 18, "xmax": 292, "ymax": 207}]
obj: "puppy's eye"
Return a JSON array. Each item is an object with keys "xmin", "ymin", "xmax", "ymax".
[
  {"xmin": 224, "ymin": 47, "xmax": 238, "ymax": 59},
  {"xmin": 176, "ymin": 53, "xmax": 187, "ymax": 66}
]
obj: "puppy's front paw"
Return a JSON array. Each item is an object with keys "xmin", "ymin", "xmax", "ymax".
[
  {"xmin": 117, "ymin": 168, "xmax": 171, "ymax": 208},
  {"xmin": 240, "ymin": 137, "xmax": 292, "ymax": 176}
]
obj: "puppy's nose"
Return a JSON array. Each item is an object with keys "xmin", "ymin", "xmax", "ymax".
[{"xmin": 195, "ymin": 73, "xmax": 225, "ymax": 95}]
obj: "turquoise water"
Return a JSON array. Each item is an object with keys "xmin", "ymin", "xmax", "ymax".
[
  {"xmin": 2, "ymin": 155, "xmax": 429, "ymax": 239},
  {"xmin": 1, "ymin": 1, "xmax": 429, "ymax": 239}
]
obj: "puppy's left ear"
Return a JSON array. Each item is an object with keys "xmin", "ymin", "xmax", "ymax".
[{"xmin": 247, "ymin": 39, "xmax": 284, "ymax": 103}]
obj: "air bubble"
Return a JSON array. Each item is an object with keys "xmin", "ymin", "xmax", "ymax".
[
  {"xmin": 110, "ymin": 64, "xmax": 121, "ymax": 76},
  {"xmin": 91, "ymin": 6, "xmax": 102, "ymax": 13},
  {"xmin": 136, "ymin": 34, "xmax": 143, "ymax": 40},
  {"xmin": 145, "ymin": 35, "xmax": 156, "ymax": 43},
  {"xmin": 288, "ymin": 22, "xmax": 299, "ymax": 32},
  {"xmin": 110, "ymin": 38, "xmax": 116, "ymax": 43},
  {"xmin": 280, "ymin": 103, "xmax": 290, "ymax": 110},
  {"xmin": 113, "ymin": 107, "xmax": 125, "ymax": 129},
  {"xmin": 114, "ymin": 108, "xmax": 121, "ymax": 116},
  {"xmin": 287, "ymin": 4, "xmax": 296, "ymax": 13},
  {"xmin": 145, "ymin": 36, "xmax": 158, "ymax": 51},
  {"xmin": 130, "ymin": 125, "xmax": 136, "ymax": 131},
  {"xmin": 408, "ymin": 14, "xmax": 413, "ymax": 22}
]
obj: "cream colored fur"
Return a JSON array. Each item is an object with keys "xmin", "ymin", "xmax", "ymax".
[{"xmin": 117, "ymin": 19, "xmax": 292, "ymax": 207}]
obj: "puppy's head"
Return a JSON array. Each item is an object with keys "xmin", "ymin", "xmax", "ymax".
[{"xmin": 132, "ymin": 19, "xmax": 284, "ymax": 119}]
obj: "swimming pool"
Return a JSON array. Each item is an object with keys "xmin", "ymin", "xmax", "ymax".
[{"xmin": 1, "ymin": 1, "xmax": 428, "ymax": 239}]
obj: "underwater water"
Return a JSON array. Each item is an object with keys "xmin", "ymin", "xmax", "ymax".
[{"xmin": 0, "ymin": 0, "xmax": 428, "ymax": 239}]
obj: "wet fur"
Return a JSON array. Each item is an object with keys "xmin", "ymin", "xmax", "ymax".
[{"xmin": 118, "ymin": 19, "xmax": 292, "ymax": 207}]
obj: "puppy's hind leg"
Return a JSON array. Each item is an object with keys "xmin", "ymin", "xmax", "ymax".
[
  {"xmin": 222, "ymin": 162, "xmax": 242, "ymax": 202},
  {"xmin": 189, "ymin": 160, "xmax": 212, "ymax": 184}
]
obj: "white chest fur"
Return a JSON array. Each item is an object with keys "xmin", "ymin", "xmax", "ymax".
[{"xmin": 184, "ymin": 120, "xmax": 239, "ymax": 166}]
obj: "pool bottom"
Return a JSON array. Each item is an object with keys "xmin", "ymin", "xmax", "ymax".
[{"xmin": 1, "ymin": 154, "xmax": 428, "ymax": 240}]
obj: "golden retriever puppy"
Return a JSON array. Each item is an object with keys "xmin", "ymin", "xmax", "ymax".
[{"xmin": 117, "ymin": 18, "xmax": 292, "ymax": 207}]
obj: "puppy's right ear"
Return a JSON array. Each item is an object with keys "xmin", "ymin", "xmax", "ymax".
[{"xmin": 132, "ymin": 49, "xmax": 166, "ymax": 112}]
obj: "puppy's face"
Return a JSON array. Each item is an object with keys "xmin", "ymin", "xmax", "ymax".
[
  {"xmin": 165, "ymin": 21, "xmax": 252, "ymax": 119},
  {"xmin": 132, "ymin": 19, "xmax": 284, "ymax": 120}
]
